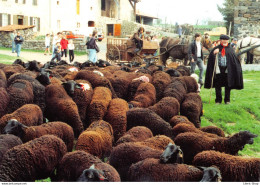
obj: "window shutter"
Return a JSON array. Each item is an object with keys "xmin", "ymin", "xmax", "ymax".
[
  {"xmin": 13, "ymin": 15, "xmax": 18, "ymax": 25},
  {"xmin": 0, "ymin": 14, "xmax": 2, "ymax": 27},
  {"xmin": 37, "ymin": 17, "xmax": 40, "ymax": 31},
  {"xmin": 8, "ymin": 14, "xmax": 11, "ymax": 25},
  {"xmin": 30, "ymin": 17, "xmax": 33, "ymax": 25}
]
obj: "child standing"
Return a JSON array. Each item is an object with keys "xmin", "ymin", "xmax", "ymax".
[
  {"xmin": 60, "ymin": 34, "xmax": 68, "ymax": 60},
  {"xmin": 44, "ymin": 34, "xmax": 51, "ymax": 55},
  {"xmin": 51, "ymin": 42, "xmax": 61, "ymax": 62},
  {"xmin": 68, "ymin": 39, "xmax": 75, "ymax": 63}
]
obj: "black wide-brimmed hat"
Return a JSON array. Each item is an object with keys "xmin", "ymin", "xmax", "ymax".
[{"xmin": 220, "ymin": 34, "xmax": 230, "ymax": 40}]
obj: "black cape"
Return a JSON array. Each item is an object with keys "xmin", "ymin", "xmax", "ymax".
[{"xmin": 204, "ymin": 44, "xmax": 244, "ymax": 90}]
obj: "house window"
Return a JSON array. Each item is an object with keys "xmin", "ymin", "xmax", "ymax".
[
  {"xmin": 76, "ymin": 0, "xmax": 80, "ymax": 15},
  {"xmin": 32, "ymin": 0, "xmax": 37, "ymax": 6},
  {"xmin": 101, "ymin": 0, "xmax": 105, "ymax": 11},
  {"xmin": 2, "ymin": 14, "xmax": 8, "ymax": 26}
]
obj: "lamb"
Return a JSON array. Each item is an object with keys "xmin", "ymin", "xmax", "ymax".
[
  {"xmin": 129, "ymin": 82, "xmax": 156, "ymax": 108},
  {"xmin": 86, "ymin": 87, "xmax": 112, "ymax": 126},
  {"xmin": 104, "ymin": 98, "xmax": 129, "ymax": 142},
  {"xmin": 109, "ymin": 142, "xmax": 162, "ymax": 181},
  {"xmin": 54, "ymin": 151, "xmax": 120, "ymax": 182},
  {"xmin": 76, "ymin": 120, "xmax": 113, "ymax": 158},
  {"xmin": 180, "ymin": 92, "xmax": 203, "ymax": 128},
  {"xmin": 116, "ymin": 126, "xmax": 153, "ymax": 145},
  {"xmin": 7, "ymin": 79, "xmax": 34, "ymax": 113},
  {"xmin": 74, "ymin": 69, "xmax": 117, "ymax": 98},
  {"xmin": 0, "ymin": 69, "xmax": 6, "ymax": 88},
  {"xmin": 0, "ymin": 88, "xmax": 9, "ymax": 118},
  {"xmin": 193, "ymin": 150, "xmax": 260, "ymax": 182},
  {"xmin": 0, "ymin": 135, "xmax": 67, "ymax": 182},
  {"xmin": 45, "ymin": 84, "xmax": 84, "ymax": 137},
  {"xmin": 169, "ymin": 115, "xmax": 194, "ymax": 127},
  {"xmin": 163, "ymin": 77, "xmax": 187, "ymax": 104},
  {"xmin": 174, "ymin": 131, "xmax": 258, "ymax": 164},
  {"xmin": 127, "ymin": 108, "xmax": 173, "ymax": 137},
  {"xmin": 151, "ymin": 71, "xmax": 171, "ymax": 101},
  {"xmin": 3, "ymin": 119, "xmax": 74, "ymax": 152},
  {"xmin": 62, "ymin": 80, "xmax": 93, "ymax": 127},
  {"xmin": 8, "ymin": 73, "xmax": 46, "ymax": 113},
  {"xmin": 0, "ymin": 104, "xmax": 43, "ymax": 133},
  {"xmin": 0, "ymin": 134, "xmax": 23, "ymax": 164},
  {"xmin": 148, "ymin": 97, "xmax": 180, "ymax": 122}
]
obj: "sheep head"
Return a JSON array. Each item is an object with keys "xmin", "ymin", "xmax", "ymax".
[
  {"xmin": 77, "ymin": 164, "xmax": 108, "ymax": 182},
  {"xmin": 62, "ymin": 80, "xmax": 83, "ymax": 96},
  {"xmin": 199, "ymin": 166, "xmax": 222, "ymax": 182},
  {"xmin": 2, "ymin": 119, "xmax": 27, "ymax": 138},
  {"xmin": 160, "ymin": 142, "xmax": 183, "ymax": 164}
]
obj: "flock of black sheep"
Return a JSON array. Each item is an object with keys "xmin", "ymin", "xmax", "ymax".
[{"xmin": 0, "ymin": 59, "xmax": 259, "ymax": 182}]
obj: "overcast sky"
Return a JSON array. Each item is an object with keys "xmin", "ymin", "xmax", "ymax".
[{"xmin": 137, "ymin": 0, "xmax": 225, "ymax": 25}]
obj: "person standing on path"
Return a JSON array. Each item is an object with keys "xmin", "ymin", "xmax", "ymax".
[
  {"xmin": 14, "ymin": 32, "xmax": 24, "ymax": 57},
  {"xmin": 68, "ymin": 39, "xmax": 75, "ymax": 63},
  {"xmin": 86, "ymin": 30, "xmax": 99, "ymax": 63},
  {"xmin": 52, "ymin": 32, "xmax": 62, "ymax": 57},
  {"xmin": 44, "ymin": 34, "xmax": 51, "ymax": 55},
  {"xmin": 204, "ymin": 34, "xmax": 243, "ymax": 104},
  {"xmin": 178, "ymin": 25, "xmax": 182, "ymax": 38},
  {"xmin": 188, "ymin": 33, "xmax": 204, "ymax": 86},
  {"xmin": 60, "ymin": 35, "xmax": 68, "ymax": 61},
  {"xmin": 10, "ymin": 30, "xmax": 16, "ymax": 53},
  {"xmin": 51, "ymin": 42, "xmax": 61, "ymax": 62}
]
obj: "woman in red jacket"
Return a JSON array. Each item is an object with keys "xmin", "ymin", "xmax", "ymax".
[{"xmin": 60, "ymin": 34, "xmax": 69, "ymax": 61}]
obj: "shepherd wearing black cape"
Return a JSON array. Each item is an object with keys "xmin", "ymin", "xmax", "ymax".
[{"xmin": 204, "ymin": 34, "xmax": 243, "ymax": 104}]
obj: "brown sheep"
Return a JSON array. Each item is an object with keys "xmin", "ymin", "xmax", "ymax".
[
  {"xmin": 163, "ymin": 77, "xmax": 187, "ymax": 104},
  {"xmin": 200, "ymin": 126, "xmax": 225, "ymax": 137},
  {"xmin": 182, "ymin": 76, "xmax": 199, "ymax": 93},
  {"xmin": 109, "ymin": 142, "xmax": 162, "ymax": 181},
  {"xmin": 2, "ymin": 64, "xmax": 25, "ymax": 79},
  {"xmin": 0, "ymin": 135, "xmax": 67, "ymax": 182},
  {"xmin": 0, "ymin": 69, "xmax": 7, "ymax": 88},
  {"xmin": 172, "ymin": 123, "xmax": 224, "ymax": 138},
  {"xmin": 193, "ymin": 150, "xmax": 260, "ymax": 182},
  {"xmin": 45, "ymin": 84, "xmax": 84, "ymax": 137},
  {"xmin": 86, "ymin": 87, "xmax": 112, "ymax": 126},
  {"xmin": 0, "ymin": 134, "xmax": 23, "ymax": 164},
  {"xmin": 128, "ymin": 158, "xmax": 203, "ymax": 182},
  {"xmin": 0, "ymin": 88, "xmax": 9, "ymax": 118},
  {"xmin": 76, "ymin": 120, "xmax": 114, "ymax": 158},
  {"xmin": 152, "ymin": 71, "xmax": 171, "ymax": 101},
  {"xmin": 0, "ymin": 104, "xmax": 43, "ymax": 133},
  {"xmin": 129, "ymin": 82, "xmax": 156, "ymax": 108},
  {"xmin": 3, "ymin": 120, "xmax": 74, "ymax": 152},
  {"xmin": 174, "ymin": 131, "xmax": 258, "ymax": 164},
  {"xmin": 74, "ymin": 70, "xmax": 117, "ymax": 98},
  {"xmin": 180, "ymin": 92, "xmax": 203, "ymax": 128},
  {"xmin": 116, "ymin": 126, "xmax": 153, "ymax": 145},
  {"xmin": 127, "ymin": 108, "xmax": 173, "ymax": 137},
  {"xmin": 7, "ymin": 79, "xmax": 34, "ymax": 113},
  {"xmin": 169, "ymin": 115, "xmax": 194, "ymax": 127},
  {"xmin": 127, "ymin": 79, "xmax": 145, "ymax": 101},
  {"xmin": 104, "ymin": 98, "xmax": 129, "ymax": 142},
  {"xmin": 148, "ymin": 97, "xmax": 180, "ymax": 122},
  {"xmin": 176, "ymin": 65, "xmax": 190, "ymax": 76},
  {"xmin": 55, "ymin": 151, "xmax": 120, "ymax": 182}
]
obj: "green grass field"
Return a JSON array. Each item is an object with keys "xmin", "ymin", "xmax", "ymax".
[
  {"xmin": 0, "ymin": 53, "xmax": 22, "ymax": 64},
  {"xmin": 200, "ymin": 71, "xmax": 260, "ymax": 157}
]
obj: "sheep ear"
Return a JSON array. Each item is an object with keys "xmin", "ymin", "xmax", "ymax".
[
  {"xmin": 21, "ymin": 124, "xmax": 28, "ymax": 128},
  {"xmin": 75, "ymin": 83, "xmax": 82, "ymax": 89},
  {"xmin": 197, "ymin": 166, "xmax": 207, "ymax": 171}
]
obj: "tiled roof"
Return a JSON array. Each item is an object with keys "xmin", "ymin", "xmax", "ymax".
[{"xmin": 0, "ymin": 24, "xmax": 35, "ymax": 32}]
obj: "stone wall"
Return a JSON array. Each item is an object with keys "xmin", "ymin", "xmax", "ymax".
[{"xmin": 234, "ymin": 0, "xmax": 260, "ymax": 38}]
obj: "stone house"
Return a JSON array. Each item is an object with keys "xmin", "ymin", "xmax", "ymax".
[{"xmin": 234, "ymin": 0, "xmax": 260, "ymax": 38}]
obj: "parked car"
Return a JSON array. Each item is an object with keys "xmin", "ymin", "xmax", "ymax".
[
  {"xmin": 62, "ymin": 31, "xmax": 84, "ymax": 40},
  {"xmin": 95, "ymin": 28, "xmax": 104, "ymax": 42}
]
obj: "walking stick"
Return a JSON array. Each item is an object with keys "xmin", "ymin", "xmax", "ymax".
[{"xmin": 209, "ymin": 54, "xmax": 218, "ymax": 104}]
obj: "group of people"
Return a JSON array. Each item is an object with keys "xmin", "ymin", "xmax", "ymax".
[
  {"xmin": 188, "ymin": 32, "xmax": 243, "ymax": 105},
  {"xmin": 46, "ymin": 32, "xmax": 75, "ymax": 63},
  {"xmin": 10, "ymin": 30, "xmax": 24, "ymax": 57}
]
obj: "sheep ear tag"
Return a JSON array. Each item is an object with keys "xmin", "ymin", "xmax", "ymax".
[
  {"xmin": 79, "ymin": 83, "xmax": 90, "ymax": 91},
  {"xmin": 49, "ymin": 75, "xmax": 53, "ymax": 79}
]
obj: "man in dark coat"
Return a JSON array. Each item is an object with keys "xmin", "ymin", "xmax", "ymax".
[{"xmin": 204, "ymin": 34, "xmax": 243, "ymax": 104}]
